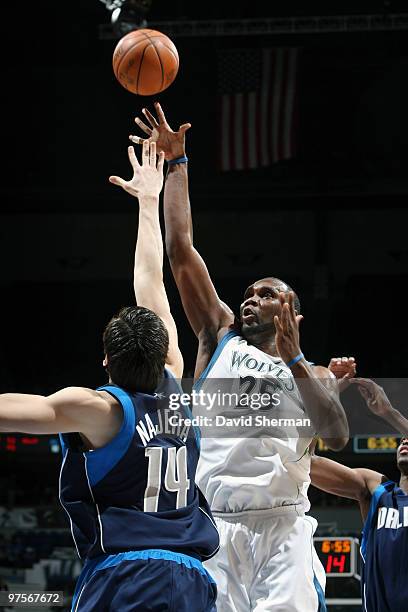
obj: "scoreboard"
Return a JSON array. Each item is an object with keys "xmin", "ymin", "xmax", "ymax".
[
  {"xmin": 314, "ymin": 537, "xmax": 360, "ymax": 578},
  {"xmin": 316, "ymin": 436, "xmax": 400, "ymax": 454},
  {"xmin": 0, "ymin": 434, "xmax": 61, "ymax": 454},
  {"xmin": 353, "ymin": 436, "xmax": 399, "ymax": 453}
]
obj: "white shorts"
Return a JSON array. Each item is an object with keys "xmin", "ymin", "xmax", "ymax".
[{"xmin": 204, "ymin": 506, "xmax": 326, "ymax": 612}]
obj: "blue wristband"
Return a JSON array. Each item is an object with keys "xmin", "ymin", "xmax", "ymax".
[
  {"xmin": 167, "ymin": 155, "xmax": 188, "ymax": 165},
  {"xmin": 286, "ymin": 353, "xmax": 304, "ymax": 368}
]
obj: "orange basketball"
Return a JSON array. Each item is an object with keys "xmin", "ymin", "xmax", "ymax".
[{"xmin": 112, "ymin": 29, "xmax": 179, "ymax": 96}]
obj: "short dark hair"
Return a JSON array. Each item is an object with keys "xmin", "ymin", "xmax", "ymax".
[
  {"xmin": 253, "ymin": 277, "xmax": 301, "ymax": 313},
  {"xmin": 103, "ymin": 306, "xmax": 169, "ymax": 393}
]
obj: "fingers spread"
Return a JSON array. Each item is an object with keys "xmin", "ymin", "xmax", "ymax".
[
  {"xmin": 143, "ymin": 107, "xmax": 159, "ymax": 129},
  {"xmin": 129, "ymin": 134, "xmax": 147, "ymax": 145},
  {"xmin": 179, "ymin": 122, "xmax": 192, "ymax": 134},
  {"xmin": 109, "ymin": 175, "xmax": 126, "ymax": 188},
  {"xmin": 142, "ymin": 140, "xmax": 150, "ymax": 165},
  {"xmin": 134, "ymin": 116, "xmax": 153, "ymax": 136},
  {"xmin": 157, "ymin": 150, "xmax": 165, "ymax": 173},
  {"xmin": 128, "ymin": 145, "xmax": 140, "ymax": 171},
  {"xmin": 149, "ymin": 141, "xmax": 156, "ymax": 166},
  {"xmin": 154, "ymin": 101, "xmax": 166, "ymax": 123}
]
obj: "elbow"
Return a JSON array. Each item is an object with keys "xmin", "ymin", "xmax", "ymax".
[{"xmin": 166, "ymin": 237, "xmax": 193, "ymax": 264}]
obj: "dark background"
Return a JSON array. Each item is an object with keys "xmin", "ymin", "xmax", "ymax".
[
  {"xmin": 1, "ymin": 0, "xmax": 408, "ymax": 467},
  {"xmin": 0, "ymin": 4, "xmax": 407, "ymax": 605}
]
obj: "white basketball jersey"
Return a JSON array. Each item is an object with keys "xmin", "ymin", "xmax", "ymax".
[{"xmin": 195, "ymin": 331, "xmax": 313, "ymax": 513}]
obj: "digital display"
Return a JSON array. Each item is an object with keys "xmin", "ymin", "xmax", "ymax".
[
  {"xmin": 353, "ymin": 436, "xmax": 399, "ymax": 453},
  {"xmin": 0, "ymin": 434, "xmax": 61, "ymax": 454},
  {"xmin": 314, "ymin": 537, "xmax": 358, "ymax": 578}
]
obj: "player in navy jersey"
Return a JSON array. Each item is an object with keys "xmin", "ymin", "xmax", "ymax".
[
  {"xmin": 0, "ymin": 141, "xmax": 219, "ymax": 611},
  {"xmin": 311, "ymin": 377, "xmax": 408, "ymax": 612}
]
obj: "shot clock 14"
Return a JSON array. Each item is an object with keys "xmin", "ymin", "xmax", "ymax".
[{"xmin": 314, "ymin": 537, "xmax": 360, "ymax": 578}]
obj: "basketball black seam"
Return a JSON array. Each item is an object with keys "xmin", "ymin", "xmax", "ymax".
[
  {"xmin": 157, "ymin": 41, "xmax": 179, "ymax": 67},
  {"xmin": 115, "ymin": 39, "xmax": 148, "ymax": 79},
  {"xmin": 136, "ymin": 43, "xmax": 150, "ymax": 95},
  {"xmin": 151, "ymin": 41, "xmax": 165, "ymax": 91},
  {"xmin": 141, "ymin": 31, "xmax": 168, "ymax": 91},
  {"xmin": 142, "ymin": 31, "xmax": 177, "ymax": 88}
]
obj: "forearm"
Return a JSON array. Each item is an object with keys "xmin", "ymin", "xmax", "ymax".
[
  {"xmin": 0, "ymin": 394, "xmax": 56, "ymax": 433},
  {"xmin": 134, "ymin": 196, "xmax": 164, "ymax": 293},
  {"xmin": 379, "ymin": 407, "xmax": 408, "ymax": 436},
  {"xmin": 164, "ymin": 163, "xmax": 193, "ymax": 259},
  {"xmin": 291, "ymin": 361, "xmax": 349, "ymax": 449}
]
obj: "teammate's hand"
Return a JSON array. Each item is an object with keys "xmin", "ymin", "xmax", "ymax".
[
  {"xmin": 109, "ymin": 141, "xmax": 165, "ymax": 199},
  {"xmin": 273, "ymin": 292, "xmax": 303, "ymax": 365},
  {"xmin": 129, "ymin": 102, "xmax": 191, "ymax": 161},
  {"xmin": 349, "ymin": 377, "xmax": 393, "ymax": 417},
  {"xmin": 328, "ymin": 357, "xmax": 356, "ymax": 393}
]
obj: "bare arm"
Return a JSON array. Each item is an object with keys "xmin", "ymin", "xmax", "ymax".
[
  {"xmin": 109, "ymin": 141, "xmax": 183, "ymax": 378},
  {"xmin": 164, "ymin": 163, "xmax": 232, "ymax": 338},
  {"xmin": 274, "ymin": 293, "xmax": 349, "ymax": 450},
  {"xmin": 0, "ymin": 387, "xmax": 122, "ymax": 445},
  {"xmin": 310, "ymin": 454, "xmax": 385, "ymax": 520},
  {"xmin": 130, "ymin": 103, "xmax": 233, "ymax": 340}
]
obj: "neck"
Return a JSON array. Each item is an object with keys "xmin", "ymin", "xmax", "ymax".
[
  {"xmin": 244, "ymin": 326, "xmax": 279, "ymax": 357},
  {"xmin": 399, "ymin": 473, "xmax": 408, "ymax": 494}
]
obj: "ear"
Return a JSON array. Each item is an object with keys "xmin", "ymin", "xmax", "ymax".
[{"xmin": 103, "ymin": 355, "xmax": 108, "ymax": 368}]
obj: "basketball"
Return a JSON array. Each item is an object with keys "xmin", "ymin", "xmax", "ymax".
[{"xmin": 112, "ymin": 29, "xmax": 179, "ymax": 96}]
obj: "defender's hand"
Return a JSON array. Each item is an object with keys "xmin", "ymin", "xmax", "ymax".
[
  {"xmin": 328, "ymin": 356, "xmax": 356, "ymax": 393},
  {"xmin": 274, "ymin": 292, "xmax": 303, "ymax": 365},
  {"xmin": 109, "ymin": 141, "xmax": 165, "ymax": 199},
  {"xmin": 349, "ymin": 377, "xmax": 393, "ymax": 417},
  {"xmin": 129, "ymin": 102, "xmax": 191, "ymax": 161}
]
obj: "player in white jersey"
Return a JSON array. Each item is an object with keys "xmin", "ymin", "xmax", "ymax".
[{"xmin": 130, "ymin": 103, "xmax": 349, "ymax": 612}]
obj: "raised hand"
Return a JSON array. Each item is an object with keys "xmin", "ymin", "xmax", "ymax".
[
  {"xmin": 129, "ymin": 102, "xmax": 191, "ymax": 161},
  {"xmin": 328, "ymin": 356, "xmax": 356, "ymax": 392},
  {"xmin": 109, "ymin": 141, "xmax": 165, "ymax": 200},
  {"xmin": 349, "ymin": 378, "xmax": 393, "ymax": 417},
  {"xmin": 273, "ymin": 292, "xmax": 304, "ymax": 365}
]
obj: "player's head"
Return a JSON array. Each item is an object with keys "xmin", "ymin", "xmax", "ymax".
[
  {"xmin": 103, "ymin": 306, "xmax": 169, "ymax": 393},
  {"xmin": 239, "ymin": 277, "xmax": 300, "ymax": 338},
  {"xmin": 397, "ymin": 437, "xmax": 408, "ymax": 475}
]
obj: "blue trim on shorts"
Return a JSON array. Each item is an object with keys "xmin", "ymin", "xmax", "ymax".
[
  {"xmin": 72, "ymin": 549, "xmax": 215, "ymax": 611},
  {"xmin": 313, "ymin": 574, "xmax": 327, "ymax": 612},
  {"xmin": 360, "ymin": 481, "xmax": 391, "ymax": 561},
  {"xmin": 194, "ymin": 330, "xmax": 239, "ymax": 391}
]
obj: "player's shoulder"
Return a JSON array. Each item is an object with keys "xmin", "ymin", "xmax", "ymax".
[{"xmin": 48, "ymin": 386, "xmax": 115, "ymax": 411}]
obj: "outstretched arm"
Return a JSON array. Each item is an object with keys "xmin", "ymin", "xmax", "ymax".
[
  {"xmin": 109, "ymin": 141, "xmax": 183, "ymax": 378},
  {"xmin": 0, "ymin": 387, "xmax": 122, "ymax": 442},
  {"xmin": 310, "ymin": 454, "xmax": 384, "ymax": 521},
  {"xmin": 130, "ymin": 103, "xmax": 233, "ymax": 343}
]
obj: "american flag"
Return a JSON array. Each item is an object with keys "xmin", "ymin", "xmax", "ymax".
[{"xmin": 218, "ymin": 48, "xmax": 299, "ymax": 171}]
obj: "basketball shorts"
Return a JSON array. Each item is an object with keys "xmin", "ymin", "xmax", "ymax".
[
  {"xmin": 204, "ymin": 506, "xmax": 326, "ymax": 612},
  {"xmin": 71, "ymin": 549, "xmax": 217, "ymax": 612}
]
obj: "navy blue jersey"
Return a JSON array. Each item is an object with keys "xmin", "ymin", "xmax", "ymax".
[
  {"xmin": 361, "ymin": 480, "xmax": 408, "ymax": 611},
  {"xmin": 59, "ymin": 372, "xmax": 219, "ymax": 563}
]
